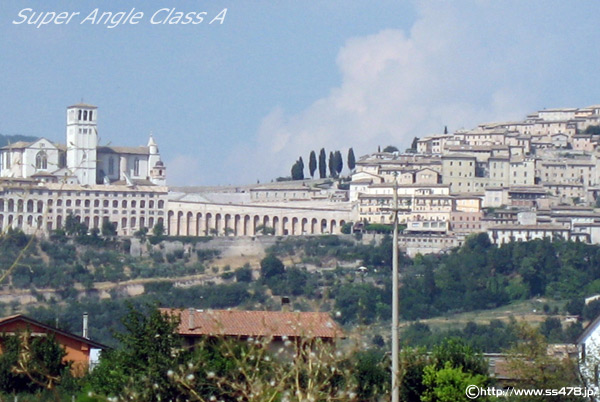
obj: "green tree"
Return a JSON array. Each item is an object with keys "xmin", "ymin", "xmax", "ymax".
[
  {"xmin": 341, "ymin": 222, "xmax": 353, "ymax": 234},
  {"xmin": 353, "ymin": 349, "xmax": 388, "ymax": 400},
  {"xmin": 64, "ymin": 214, "xmax": 87, "ymax": 237},
  {"xmin": 318, "ymin": 148, "xmax": 327, "ymax": 178},
  {"xmin": 309, "ymin": 150, "xmax": 317, "ymax": 178},
  {"xmin": 260, "ymin": 254, "xmax": 285, "ymax": 280},
  {"xmin": 421, "ymin": 362, "xmax": 488, "ymax": 402},
  {"xmin": 291, "ymin": 159, "xmax": 304, "ymax": 180},
  {"xmin": 383, "ymin": 145, "xmax": 399, "ymax": 153},
  {"xmin": 0, "ymin": 330, "xmax": 70, "ymax": 394},
  {"xmin": 504, "ymin": 323, "xmax": 581, "ymax": 401},
  {"xmin": 584, "ymin": 125, "xmax": 600, "ymax": 135},
  {"xmin": 334, "ymin": 150, "xmax": 343, "ymax": 176},
  {"xmin": 234, "ymin": 264, "xmax": 253, "ymax": 283},
  {"xmin": 101, "ymin": 220, "xmax": 117, "ymax": 237},
  {"xmin": 89, "ymin": 304, "xmax": 183, "ymax": 400},
  {"xmin": 347, "ymin": 147, "xmax": 356, "ymax": 171},
  {"xmin": 328, "ymin": 151, "xmax": 336, "ymax": 177}
]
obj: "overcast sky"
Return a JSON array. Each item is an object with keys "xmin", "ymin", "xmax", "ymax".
[{"xmin": 1, "ymin": 1, "xmax": 600, "ymax": 186}]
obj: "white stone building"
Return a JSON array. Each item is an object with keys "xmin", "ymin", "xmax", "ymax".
[{"xmin": 0, "ymin": 103, "xmax": 166, "ymax": 186}]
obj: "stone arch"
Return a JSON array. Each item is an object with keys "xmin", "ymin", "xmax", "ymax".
[
  {"xmin": 292, "ymin": 217, "xmax": 299, "ymax": 235},
  {"xmin": 215, "ymin": 213, "xmax": 222, "ymax": 235},
  {"xmin": 130, "ymin": 217, "xmax": 136, "ymax": 230},
  {"xmin": 205, "ymin": 213, "xmax": 212, "ymax": 235},
  {"xmin": 149, "ymin": 217, "xmax": 155, "ymax": 228},
  {"xmin": 244, "ymin": 215, "xmax": 250, "ymax": 236},
  {"xmin": 56, "ymin": 214, "xmax": 61, "ymax": 229},
  {"xmin": 330, "ymin": 220, "xmax": 337, "ymax": 234},
  {"xmin": 186, "ymin": 212, "xmax": 193, "ymax": 236},
  {"xmin": 93, "ymin": 216, "xmax": 100, "ymax": 229},
  {"xmin": 311, "ymin": 218, "xmax": 318, "ymax": 234},
  {"xmin": 84, "ymin": 217, "xmax": 90, "ymax": 228},
  {"xmin": 282, "ymin": 217, "xmax": 289, "ymax": 235},
  {"xmin": 0, "ymin": 214, "xmax": 4, "ymax": 229},
  {"xmin": 301, "ymin": 218, "xmax": 308, "ymax": 234},
  {"xmin": 321, "ymin": 219, "xmax": 328, "ymax": 234},
  {"xmin": 37, "ymin": 216, "xmax": 43, "ymax": 229},
  {"xmin": 253, "ymin": 215, "xmax": 260, "ymax": 236},
  {"xmin": 262, "ymin": 216, "xmax": 270, "ymax": 234},
  {"xmin": 224, "ymin": 214, "xmax": 232, "ymax": 236},
  {"xmin": 7, "ymin": 199, "xmax": 14, "ymax": 212},
  {"xmin": 17, "ymin": 199, "xmax": 23, "ymax": 212},
  {"xmin": 177, "ymin": 211, "xmax": 184, "ymax": 235},
  {"xmin": 37, "ymin": 201, "xmax": 43, "ymax": 213},
  {"xmin": 196, "ymin": 213, "xmax": 203, "ymax": 236},
  {"xmin": 234, "ymin": 215, "xmax": 241, "ymax": 236},
  {"xmin": 139, "ymin": 216, "xmax": 145, "ymax": 229},
  {"xmin": 167, "ymin": 210, "xmax": 174, "ymax": 235},
  {"xmin": 26, "ymin": 200, "xmax": 34, "ymax": 213},
  {"xmin": 272, "ymin": 216, "xmax": 280, "ymax": 235},
  {"xmin": 27, "ymin": 215, "xmax": 33, "ymax": 227},
  {"xmin": 17, "ymin": 215, "xmax": 23, "ymax": 228}
]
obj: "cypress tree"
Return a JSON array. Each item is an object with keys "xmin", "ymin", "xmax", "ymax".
[
  {"xmin": 328, "ymin": 151, "xmax": 336, "ymax": 177},
  {"xmin": 309, "ymin": 151, "xmax": 317, "ymax": 178},
  {"xmin": 318, "ymin": 148, "xmax": 327, "ymax": 179},
  {"xmin": 347, "ymin": 148, "xmax": 356, "ymax": 171},
  {"xmin": 334, "ymin": 150, "xmax": 343, "ymax": 176}
]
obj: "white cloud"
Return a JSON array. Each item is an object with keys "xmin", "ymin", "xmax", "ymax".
[{"xmin": 226, "ymin": 1, "xmax": 579, "ymax": 184}]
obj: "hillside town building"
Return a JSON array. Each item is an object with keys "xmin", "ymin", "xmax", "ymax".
[{"xmin": 5, "ymin": 102, "xmax": 600, "ymax": 251}]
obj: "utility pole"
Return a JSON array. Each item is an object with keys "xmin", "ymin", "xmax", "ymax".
[
  {"xmin": 380, "ymin": 178, "xmax": 407, "ymax": 401},
  {"xmin": 391, "ymin": 180, "xmax": 399, "ymax": 402}
]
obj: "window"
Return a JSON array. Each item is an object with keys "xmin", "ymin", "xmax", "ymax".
[
  {"xmin": 108, "ymin": 157, "xmax": 114, "ymax": 175},
  {"xmin": 35, "ymin": 151, "xmax": 47, "ymax": 170},
  {"xmin": 134, "ymin": 158, "xmax": 140, "ymax": 176}
]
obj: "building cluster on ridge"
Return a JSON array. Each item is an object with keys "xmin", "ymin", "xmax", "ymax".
[
  {"xmin": 3, "ymin": 102, "xmax": 600, "ymax": 253},
  {"xmin": 352, "ymin": 104, "xmax": 600, "ymax": 255}
]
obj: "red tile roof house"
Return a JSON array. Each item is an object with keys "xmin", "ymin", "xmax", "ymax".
[
  {"xmin": 0, "ymin": 314, "xmax": 106, "ymax": 376},
  {"xmin": 160, "ymin": 309, "xmax": 344, "ymax": 354}
]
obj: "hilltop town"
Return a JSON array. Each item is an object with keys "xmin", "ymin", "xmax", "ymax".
[{"xmin": 1, "ymin": 103, "xmax": 600, "ymax": 257}]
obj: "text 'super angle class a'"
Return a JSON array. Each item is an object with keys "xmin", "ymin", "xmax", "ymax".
[{"xmin": 12, "ymin": 8, "xmax": 228, "ymax": 29}]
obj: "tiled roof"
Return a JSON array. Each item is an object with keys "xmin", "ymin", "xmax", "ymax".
[
  {"xmin": 97, "ymin": 146, "xmax": 149, "ymax": 155},
  {"xmin": 161, "ymin": 309, "xmax": 343, "ymax": 339},
  {"xmin": 0, "ymin": 314, "xmax": 107, "ymax": 349}
]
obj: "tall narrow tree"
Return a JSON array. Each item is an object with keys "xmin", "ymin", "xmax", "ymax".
[
  {"xmin": 334, "ymin": 150, "xmax": 343, "ymax": 176},
  {"xmin": 309, "ymin": 151, "xmax": 317, "ymax": 178},
  {"xmin": 318, "ymin": 148, "xmax": 327, "ymax": 179},
  {"xmin": 347, "ymin": 148, "xmax": 356, "ymax": 171},
  {"xmin": 328, "ymin": 151, "xmax": 336, "ymax": 177}
]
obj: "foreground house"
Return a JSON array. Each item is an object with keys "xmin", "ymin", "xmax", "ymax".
[
  {"xmin": 577, "ymin": 314, "xmax": 600, "ymax": 397},
  {"xmin": 161, "ymin": 308, "xmax": 343, "ymax": 351},
  {"xmin": 0, "ymin": 314, "xmax": 106, "ymax": 376}
]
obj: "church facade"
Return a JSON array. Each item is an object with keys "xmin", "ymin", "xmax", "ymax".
[
  {"xmin": 0, "ymin": 103, "xmax": 352, "ymax": 237},
  {"xmin": 0, "ymin": 103, "xmax": 166, "ymax": 186}
]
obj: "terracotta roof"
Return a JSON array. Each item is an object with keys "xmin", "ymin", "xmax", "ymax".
[
  {"xmin": 161, "ymin": 309, "xmax": 343, "ymax": 339},
  {"xmin": 0, "ymin": 314, "xmax": 107, "ymax": 349}
]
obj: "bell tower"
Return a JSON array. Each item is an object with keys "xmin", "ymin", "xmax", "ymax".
[{"xmin": 66, "ymin": 103, "xmax": 98, "ymax": 185}]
